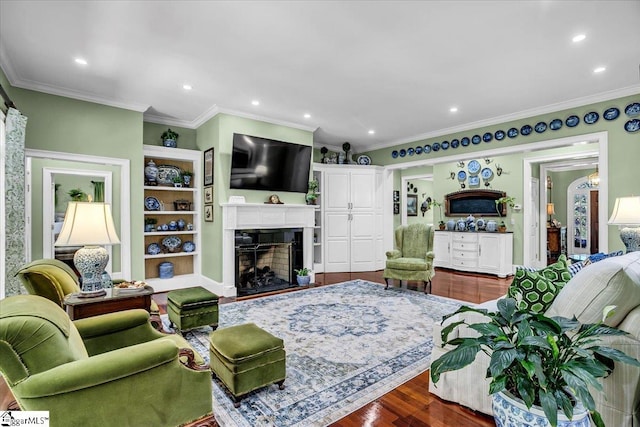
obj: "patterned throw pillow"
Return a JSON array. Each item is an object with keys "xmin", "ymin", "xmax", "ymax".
[{"xmin": 508, "ymin": 255, "xmax": 571, "ymax": 313}]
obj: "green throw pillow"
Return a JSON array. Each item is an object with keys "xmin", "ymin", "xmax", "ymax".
[{"xmin": 508, "ymin": 255, "xmax": 571, "ymax": 313}]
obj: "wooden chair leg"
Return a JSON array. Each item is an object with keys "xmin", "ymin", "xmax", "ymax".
[
  {"xmin": 276, "ymin": 379, "xmax": 285, "ymax": 390},
  {"xmin": 384, "ymin": 278, "xmax": 391, "ymax": 289},
  {"xmin": 424, "ymin": 280, "xmax": 432, "ymax": 294}
]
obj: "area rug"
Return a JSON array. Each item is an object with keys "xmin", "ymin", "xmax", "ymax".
[{"xmin": 175, "ymin": 280, "xmax": 463, "ymax": 427}]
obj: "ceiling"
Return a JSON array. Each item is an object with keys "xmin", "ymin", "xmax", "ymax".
[{"xmin": 1, "ymin": 1, "xmax": 639, "ymax": 151}]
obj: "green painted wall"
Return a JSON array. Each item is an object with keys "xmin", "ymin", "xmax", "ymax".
[
  {"xmin": 143, "ymin": 122, "xmax": 198, "ymax": 150},
  {"xmin": 549, "ymin": 169, "xmax": 596, "ymax": 228},
  {"xmin": 366, "ymin": 93, "xmax": 640, "ymax": 263},
  {"xmin": 196, "ymin": 113, "xmax": 314, "ymax": 282}
]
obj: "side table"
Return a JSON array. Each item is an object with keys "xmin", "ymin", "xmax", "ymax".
[{"xmin": 64, "ymin": 286, "xmax": 154, "ymax": 321}]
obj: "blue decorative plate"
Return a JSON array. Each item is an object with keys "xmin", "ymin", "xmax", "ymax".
[
  {"xmin": 535, "ymin": 122, "xmax": 547, "ymax": 133},
  {"xmin": 415, "ymin": 146, "xmax": 423, "ymax": 155},
  {"xmin": 483, "ymin": 132, "xmax": 493, "ymax": 142},
  {"xmin": 468, "ymin": 160, "xmax": 481, "ymax": 174},
  {"xmin": 432, "ymin": 142, "xmax": 440, "ymax": 151},
  {"xmin": 399, "ymin": 149, "xmax": 407, "ymax": 157},
  {"xmin": 566, "ymin": 115, "xmax": 580, "ymax": 127},
  {"xmin": 461, "ymin": 137, "xmax": 470, "ymax": 146},
  {"xmin": 584, "ymin": 111, "xmax": 599, "ymax": 124},
  {"xmin": 408, "ymin": 147, "xmax": 415, "ymax": 156},
  {"xmin": 423, "ymin": 144, "xmax": 432, "ymax": 153},
  {"xmin": 441, "ymin": 141, "xmax": 450, "ymax": 150},
  {"xmin": 603, "ymin": 107, "xmax": 620, "ymax": 121},
  {"xmin": 507, "ymin": 128, "xmax": 519, "ymax": 138},
  {"xmin": 451, "ymin": 139, "xmax": 460, "ymax": 148},
  {"xmin": 469, "ymin": 176, "xmax": 480, "ymax": 186},
  {"xmin": 146, "ymin": 243, "xmax": 161, "ymax": 255},
  {"xmin": 182, "ymin": 241, "xmax": 196, "ymax": 253},
  {"xmin": 162, "ymin": 235, "xmax": 182, "ymax": 252},
  {"xmin": 624, "ymin": 119, "xmax": 640, "ymax": 133},
  {"xmin": 550, "ymin": 119, "xmax": 563, "ymax": 130},
  {"xmin": 481, "ymin": 167, "xmax": 493, "ymax": 180},
  {"xmin": 521, "ymin": 125, "xmax": 533, "ymax": 136},
  {"xmin": 157, "ymin": 165, "xmax": 182, "ymax": 186},
  {"xmin": 472, "ymin": 135, "xmax": 481, "ymax": 144},
  {"xmin": 495, "ymin": 130, "xmax": 505, "ymax": 141},
  {"xmin": 625, "ymin": 102, "xmax": 640, "ymax": 117},
  {"xmin": 356, "ymin": 155, "xmax": 371, "ymax": 165},
  {"xmin": 457, "ymin": 170, "xmax": 467, "ymax": 181},
  {"xmin": 144, "ymin": 196, "xmax": 161, "ymax": 211},
  {"xmin": 391, "ymin": 150, "xmax": 398, "ymax": 158}
]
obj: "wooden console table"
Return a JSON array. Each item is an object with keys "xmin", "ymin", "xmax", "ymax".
[{"xmin": 64, "ymin": 286, "xmax": 154, "ymax": 320}]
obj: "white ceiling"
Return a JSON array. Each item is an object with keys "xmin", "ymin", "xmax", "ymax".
[{"xmin": 1, "ymin": 1, "xmax": 639, "ymax": 151}]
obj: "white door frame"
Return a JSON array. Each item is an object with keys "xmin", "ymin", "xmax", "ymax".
[
  {"xmin": 25, "ymin": 149, "xmax": 131, "ymax": 280},
  {"xmin": 400, "ymin": 174, "xmax": 433, "ymax": 226},
  {"xmin": 529, "ymin": 177, "xmax": 541, "ymax": 267}
]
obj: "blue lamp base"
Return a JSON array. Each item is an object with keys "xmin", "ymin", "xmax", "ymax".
[
  {"xmin": 620, "ymin": 227, "xmax": 640, "ymax": 254},
  {"xmin": 74, "ymin": 245, "xmax": 109, "ymax": 297}
]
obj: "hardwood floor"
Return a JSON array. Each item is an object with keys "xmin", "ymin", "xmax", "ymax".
[{"xmin": 153, "ymin": 268, "xmax": 511, "ymax": 426}]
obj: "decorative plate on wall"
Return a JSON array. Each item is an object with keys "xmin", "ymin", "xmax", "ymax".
[
  {"xmin": 494, "ymin": 130, "xmax": 505, "ymax": 141},
  {"xmin": 603, "ymin": 107, "xmax": 620, "ymax": 121},
  {"xmin": 481, "ymin": 167, "xmax": 493, "ymax": 180},
  {"xmin": 391, "ymin": 150, "xmax": 399, "ymax": 158},
  {"xmin": 357, "ymin": 155, "xmax": 372, "ymax": 165},
  {"xmin": 584, "ymin": 112, "xmax": 599, "ymax": 124},
  {"xmin": 534, "ymin": 122, "xmax": 547, "ymax": 133},
  {"xmin": 450, "ymin": 139, "xmax": 460, "ymax": 148},
  {"xmin": 566, "ymin": 115, "xmax": 580, "ymax": 127},
  {"xmin": 441, "ymin": 141, "xmax": 450, "ymax": 150},
  {"xmin": 423, "ymin": 144, "xmax": 432, "ymax": 153},
  {"xmin": 469, "ymin": 176, "xmax": 480, "ymax": 186},
  {"xmin": 625, "ymin": 102, "xmax": 640, "ymax": 117},
  {"xmin": 457, "ymin": 170, "xmax": 467, "ymax": 181},
  {"xmin": 624, "ymin": 119, "xmax": 640, "ymax": 133},
  {"xmin": 507, "ymin": 128, "xmax": 519, "ymax": 138},
  {"xmin": 472, "ymin": 135, "xmax": 481, "ymax": 144},
  {"xmin": 432, "ymin": 142, "xmax": 441, "ymax": 151},
  {"xmin": 408, "ymin": 147, "xmax": 415, "ymax": 156},
  {"xmin": 549, "ymin": 119, "xmax": 563, "ymax": 130},
  {"xmin": 461, "ymin": 137, "xmax": 470, "ymax": 146},
  {"xmin": 483, "ymin": 132, "xmax": 493, "ymax": 142},
  {"xmin": 399, "ymin": 149, "xmax": 407, "ymax": 157},
  {"xmin": 520, "ymin": 125, "xmax": 533, "ymax": 136},
  {"xmin": 415, "ymin": 146, "xmax": 423, "ymax": 154},
  {"xmin": 468, "ymin": 160, "xmax": 481, "ymax": 174}
]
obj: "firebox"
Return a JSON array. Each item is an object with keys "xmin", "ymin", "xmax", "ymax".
[{"xmin": 234, "ymin": 228, "xmax": 303, "ymax": 296}]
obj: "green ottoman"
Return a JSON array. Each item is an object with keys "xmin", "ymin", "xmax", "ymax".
[
  {"xmin": 209, "ymin": 323, "xmax": 286, "ymax": 407},
  {"xmin": 167, "ymin": 286, "xmax": 219, "ymax": 334}
]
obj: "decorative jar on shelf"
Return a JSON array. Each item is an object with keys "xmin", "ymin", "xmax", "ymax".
[
  {"xmin": 158, "ymin": 262, "xmax": 174, "ymax": 279},
  {"xmin": 177, "ymin": 219, "xmax": 186, "ymax": 231},
  {"xmin": 486, "ymin": 220, "xmax": 497, "ymax": 232},
  {"xmin": 144, "ymin": 160, "xmax": 159, "ymax": 185}
]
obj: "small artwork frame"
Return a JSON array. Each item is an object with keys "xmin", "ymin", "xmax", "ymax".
[
  {"xmin": 407, "ymin": 195, "xmax": 418, "ymax": 217},
  {"xmin": 204, "ymin": 186, "xmax": 213, "ymax": 204},
  {"xmin": 393, "ymin": 203, "xmax": 400, "ymax": 215},
  {"xmin": 203, "ymin": 148, "xmax": 214, "ymax": 186},
  {"xmin": 393, "ymin": 190, "xmax": 400, "ymax": 203},
  {"xmin": 204, "ymin": 204, "xmax": 213, "ymax": 222}
]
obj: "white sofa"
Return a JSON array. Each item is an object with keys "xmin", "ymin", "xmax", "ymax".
[{"xmin": 429, "ymin": 251, "xmax": 640, "ymax": 427}]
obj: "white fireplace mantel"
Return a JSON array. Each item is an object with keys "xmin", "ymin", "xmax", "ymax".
[{"xmin": 221, "ymin": 203, "xmax": 316, "ymax": 296}]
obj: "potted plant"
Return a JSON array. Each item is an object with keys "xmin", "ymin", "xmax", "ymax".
[
  {"xmin": 430, "ymin": 298, "xmax": 640, "ymax": 427},
  {"xmin": 68, "ymin": 188, "xmax": 86, "ymax": 201},
  {"xmin": 429, "ymin": 200, "xmax": 446, "ymax": 230},
  {"xmin": 494, "ymin": 195, "xmax": 516, "ymax": 232},
  {"xmin": 294, "ymin": 267, "xmax": 311, "ymax": 286},
  {"xmin": 181, "ymin": 170, "xmax": 193, "ymax": 187},
  {"xmin": 161, "ymin": 128, "xmax": 179, "ymax": 148},
  {"xmin": 144, "ymin": 217, "xmax": 157, "ymax": 232},
  {"xmin": 306, "ymin": 179, "xmax": 319, "ymax": 205},
  {"xmin": 172, "ymin": 176, "xmax": 183, "ymax": 188}
]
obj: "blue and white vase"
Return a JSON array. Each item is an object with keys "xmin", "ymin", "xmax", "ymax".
[
  {"xmin": 177, "ymin": 219, "xmax": 186, "ymax": 231},
  {"xmin": 168, "ymin": 220, "xmax": 178, "ymax": 231},
  {"xmin": 486, "ymin": 220, "xmax": 498, "ymax": 232},
  {"xmin": 446, "ymin": 219, "xmax": 456, "ymax": 231},
  {"xmin": 162, "ymin": 139, "xmax": 177, "ymax": 148},
  {"xmin": 158, "ymin": 262, "xmax": 174, "ymax": 279},
  {"xmin": 456, "ymin": 219, "xmax": 467, "ymax": 231},
  {"xmin": 144, "ymin": 159, "xmax": 159, "ymax": 184},
  {"xmin": 492, "ymin": 391, "xmax": 589, "ymax": 427}
]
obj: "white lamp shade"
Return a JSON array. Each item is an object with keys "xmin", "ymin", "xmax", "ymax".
[
  {"xmin": 546, "ymin": 203, "xmax": 555, "ymax": 216},
  {"xmin": 608, "ymin": 196, "xmax": 640, "ymax": 226},
  {"xmin": 55, "ymin": 202, "xmax": 120, "ymax": 246}
]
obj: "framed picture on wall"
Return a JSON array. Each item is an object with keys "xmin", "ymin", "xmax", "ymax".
[
  {"xmin": 203, "ymin": 148, "xmax": 214, "ymax": 186},
  {"xmin": 204, "ymin": 186, "xmax": 213, "ymax": 204},
  {"xmin": 407, "ymin": 194, "xmax": 418, "ymax": 216},
  {"xmin": 204, "ymin": 204, "xmax": 213, "ymax": 222},
  {"xmin": 393, "ymin": 203, "xmax": 400, "ymax": 215},
  {"xmin": 393, "ymin": 190, "xmax": 400, "ymax": 202}
]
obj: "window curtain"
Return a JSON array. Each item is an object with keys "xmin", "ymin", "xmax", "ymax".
[
  {"xmin": 92, "ymin": 180, "xmax": 105, "ymax": 202},
  {"xmin": 3, "ymin": 107, "xmax": 28, "ymax": 296}
]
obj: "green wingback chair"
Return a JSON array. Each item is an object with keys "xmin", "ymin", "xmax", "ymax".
[
  {"xmin": 15, "ymin": 259, "xmax": 162, "ymax": 330},
  {"xmin": 383, "ymin": 223, "xmax": 435, "ymax": 293},
  {"xmin": 0, "ymin": 295, "xmax": 213, "ymax": 426}
]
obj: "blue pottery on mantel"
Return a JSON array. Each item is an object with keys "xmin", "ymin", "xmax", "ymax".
[
  {"xmin": 159, "ymin": 262, "xmax": 174, "ymax": 279},
  {"xmin": 162, "ymin": 139, "xmax": 177, "ymax": 148}
]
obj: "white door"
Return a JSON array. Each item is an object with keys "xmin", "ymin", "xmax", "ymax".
[
  {"xmin": 324, "ymin": 211, "xmax": 350, "ymax": 272},
  {"xmin": 433, "ymin": 231, "xmax": 451, "ymax": 268},
  {"xmin": 529, "ymin": 177, "xmax": 541, "ymax": 267},
  {"xmin": 350, "ymin": 212, "xmax": 376, "ymax": 271},
  {"xmin": 350, "ymin": 170, "xmax": 376, "ymax": 210}
]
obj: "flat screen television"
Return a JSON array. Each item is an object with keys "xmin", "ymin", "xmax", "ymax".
[{"xmin": 230, "ymin": 133, "xmax": 312, "ymax": 193}]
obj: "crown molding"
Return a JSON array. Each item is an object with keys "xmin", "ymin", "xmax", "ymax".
[
  {"xmin": 0, "ymin": 46, "xmax": 19, "ymax": 86},
  {"xmin": 365, "ymin": 84, "xmax": 640, "ymax": 152}
]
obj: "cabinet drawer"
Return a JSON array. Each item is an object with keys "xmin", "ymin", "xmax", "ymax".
[
  {"xmin": 452, "ymin": 257, "xmax": 478, "ymax": 268},
  {"xmin": 452, "ymin": 242, "xmax": 478, "ymax": 251},
  {"xmin": 452, "ymin": 233, "xmax": 478, "ymax": 243},
  {"xmin": 453, "ymin": 249, "xmax": 477, "ymax": 258}
]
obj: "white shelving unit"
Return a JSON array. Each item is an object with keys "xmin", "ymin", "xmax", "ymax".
[
  {"xmin": 143, "ymin": 145, "xmax": 202, "ymax": 292},
  {"xmin": 312, "ymin": 169, "xmax": 324, "ymax": 272}
]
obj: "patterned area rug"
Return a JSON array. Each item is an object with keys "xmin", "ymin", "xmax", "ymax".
[{"xmin": 176, "ymin": 280, "xmax": 463, "ymax": 427}]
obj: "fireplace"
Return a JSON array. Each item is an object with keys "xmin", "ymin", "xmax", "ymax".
[
  {"xmin": 221, "ymin": 203, "xmax": 316, "ymax": 297},
  {"xmin": 235, "ymin": 229, "xmax": 303, "ymax": 296}
]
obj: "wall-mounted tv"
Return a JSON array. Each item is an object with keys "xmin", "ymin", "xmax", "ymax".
[{"xmin": 230, "ymin": 133, "xmax": 312, "ymax": 193}]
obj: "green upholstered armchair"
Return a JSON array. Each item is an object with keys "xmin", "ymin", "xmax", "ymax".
[
  {"xmin": 15, "ymin": 259, "xmax": 162, "ymax": 330},
  {"xmin": 383, "ymin": 223, "xmax": 435, "ymax": 293},
  {"xmin": 0, "ymin": 295, "xmax": 213, "ymax": 427}
]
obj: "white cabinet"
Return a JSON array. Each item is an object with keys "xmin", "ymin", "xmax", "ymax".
[
  {"xmin": 433, "ymin": 231, "xmax": 513, "ymax": 277},
  {"xmin": 314, "ymin": 164, "xmax": 383, "ymax": 273},
  {"xmin": 143, "ymin": 145, "xmax": 202, "ymax": 292}
]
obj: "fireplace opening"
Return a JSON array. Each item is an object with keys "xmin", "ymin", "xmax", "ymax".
[{"xmin": 235, "ymin": 228, "xmax": 303, "ymax": 296}]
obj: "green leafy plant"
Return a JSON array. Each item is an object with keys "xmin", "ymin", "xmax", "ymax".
[
  {"xmin": 172, "ymin": 176, "xmax": 183, "ymax": 183},
  {"xmin": 306, "ymin": 179, "xmax": 319, "ymax": 204},
  {"xmin": 294, "ymin": 267, "xmax": 310, "ymax": 276},
  {"xmin": 495, "ymin": 195, "xmax": 516, "ymax": 217},
  {"xmin": 429, "ymin": 199, "xmax": 444, "ymax": 225},
  {"xmin": 144, "ymin": 217, "xmax": 157, "ymax": 225},
  {"xmin": 161, "ymin": 128, "xmax": 179, "ymax": 141},
  {"xmin": 430, "ymin": 298, "xmax": 640, "ymax": 427},
  {"xmin": 181, "ymin": 170, "xmax": 193, "ymax": 177},
  {"xmin": 68, "ymin": 188, "xmax": 86, "ymax": 201}
]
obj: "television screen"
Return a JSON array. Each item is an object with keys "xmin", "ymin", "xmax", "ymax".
[{"xmin": 230, "ymin": 133, "xmax": 312, "ymax": 193}]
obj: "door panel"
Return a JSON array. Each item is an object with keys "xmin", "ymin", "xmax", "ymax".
[{"xmin": 324, "ymin": 172, "xmax": 349, "ymax": 210}]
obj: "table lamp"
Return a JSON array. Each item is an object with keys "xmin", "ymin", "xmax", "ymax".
[
  {"xmin": 608, "ymin": 196, "xmax": 640, "ymax": 253},
  {"xmin": 547, "ymin": 203, "xmax": 555, "ymax": 227},
  {"xmin": 55, "ymin": 202, "xmax": 120, "ymax": 297}
]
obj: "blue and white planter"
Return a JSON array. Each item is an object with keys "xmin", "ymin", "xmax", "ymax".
[
  {"xmin": 296, "ymin": 275, "xmax": 311, "ymax": 286},
  {"xmin": 492, "ymin": 391, "xmax": 589, "ymax": 427}
]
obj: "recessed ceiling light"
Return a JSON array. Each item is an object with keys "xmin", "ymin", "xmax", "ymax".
[
  {"xmin": 304, "ymin": 113, "xmax": 311, "ymax": 119},
  {"xmin": 251, "ymin": 100, "xmax": 260, "ymax": 106},
  {"xmin": 572, "ymin": 34, "xmax": 586, "ymax": 43},
  {"xmin": 74, "ymin": 58, "xmax": 88, "ymax": 65},
  {"xmin": 450, "ymin": 107, "xmax": 458, "ymax": 113},
  {"xmin": 593, "ymin": 66, "xmax": 606, "ymax": 73},
  {"xmin": 368, "ymin": 130, "xmax": 375, "ymax": 135},
  {"xmin": 183, "ymin": 84, "xmax": 192, "ymax": 90}
]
